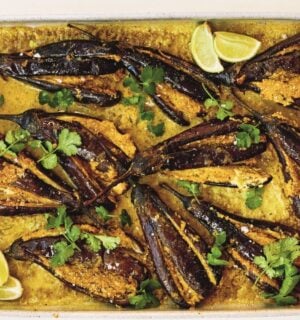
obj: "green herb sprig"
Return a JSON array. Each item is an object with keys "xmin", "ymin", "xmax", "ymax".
[
  {"xmin": 95, "ymin": 205, "xmax": 113, "ymax": 222},
  {"xmin": 120, "ymin": 209, "xmax": 132, "ymax": 227},
  {"xmin": 39, "ymin": 88, "xmax": 74, "ymax": 111},
  {"xmin": 236, "ymin": 124, "xmax": 261, "ymax": 149},
  {"xmin": 202, "ymin": 84, "xmax": 234, "ymax": 121},
  {"xmin": 245, "ymin": 187, "xmax": 264, "ymax": 210},
  {"xmin": 0, "ymin": 129, "xmax": 30, "ymax": 158},
  {"xmin": 34, "ymin": 128, "xmax": 82, "ymax": 170},
  {"xmin": 129, "ymin": 278, "xmax": 161, "ymax": 309},
  {"xmin": 254, "ymin": 237, "xmax": 300, "ymax": 305},
  {"xmin": 46, "ymin": 206, "xmax": 120, "ymax": 267},
  {"xmin": 177, "ymin": 179, "xmax": 201, "ymax": 203},
  {"xmin": 122, "ymin": 66, "xmax": 165, "ymax": 137},
  {"xmin": 207, "ymin": 231, "xmax": 228, "ymax": 266}
]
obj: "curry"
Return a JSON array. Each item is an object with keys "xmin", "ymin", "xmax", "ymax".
[{"xmin": 0, "ymin": 19, "xmax": 299, "ymax": 311}]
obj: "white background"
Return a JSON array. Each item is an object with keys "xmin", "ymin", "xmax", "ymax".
[{"xmin": 0, "ymin": 0, "xmax": 299, "ymax": 21}]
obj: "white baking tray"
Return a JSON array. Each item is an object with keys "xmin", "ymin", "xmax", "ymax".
[{"xmin": 0, "ymin": 0, "xmax": 299, "ymax": 318}]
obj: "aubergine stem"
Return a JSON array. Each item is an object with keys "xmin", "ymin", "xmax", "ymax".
[
  {"xmin": 87, "ymin": 116, "xmax": 261, "ymax": 203},
  {"xmin": 121, "ymin": 55, "xmax": 190, "ymax": 126}
]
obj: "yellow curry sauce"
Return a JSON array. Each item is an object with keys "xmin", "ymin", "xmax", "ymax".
[{"xmin": 0, "ymin": 20, "xmax": 299, "ymax": 310}]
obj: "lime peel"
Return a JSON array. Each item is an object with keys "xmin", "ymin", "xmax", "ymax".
[
  {"xmin": 214, "ymin": 31, "xmax": 261, "ymax": 63},
  {"xmin": 190, "ymin": 22, "xmax": 224, "ymax": 73}
]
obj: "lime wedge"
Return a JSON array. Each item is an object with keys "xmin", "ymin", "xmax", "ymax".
[
  {"xmin": 0, "ymin": 251, "xmax": 9, "ymax": 286},
  {"xmin": 190, "ymin": 22, "xmax": 224, "ymax": 73},
  {"xmin": 214, "ymin": 31, "xmax": 261, "ymax": 63},
  {"xmin": 0, "ymin": 276, "xmax": 23, "ymax": 300}
]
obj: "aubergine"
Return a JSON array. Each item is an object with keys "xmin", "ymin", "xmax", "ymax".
[
  {"xmin": 131, "ymin": 183, "xmax": 221, "ymax": 307},
  {"xmin": 0, "ymin": 109, "xmax": 135, "ymax": 207},
  {"xmin": 161, "ymin": 183, "xmax": 299, "ymax": 294},
  {"xmin": 0, "ymin": 154, "xmax": 79, "ymax": 215},
  {"xmin": 7, "ymin": 225, "xmax": 149, "ymax": 305},
  {"xmin": 232, "ymin": 92, "xmax": 300, "ymax": 218}
]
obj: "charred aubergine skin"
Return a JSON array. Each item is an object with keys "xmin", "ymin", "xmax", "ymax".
[
  {"xmin": 132, "ymin": 183, "xmax": 220, "ymax": 307},
  {"xmin": 7, "ymin": 228, "xmax": 148, "ymax": 305},
  {"xmin": 161, "ymin": 183, "xmax": 299, "ymax": 294}
]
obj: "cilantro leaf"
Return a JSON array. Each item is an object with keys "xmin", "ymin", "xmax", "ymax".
[
  {"xmin": 177, "ymin": 180, "xmax": 200, "ymax": 197},
  {"xmin": 40, "ymin": 153, "xmax": 58, "ymax": 170},
  {"xmin": 122, "ymin": 67, "xmax": 165, "ymax": 136},
  {"xmin": 245, "ymin": 187, "xmax": 264, "ymax": 209},
  {"xmin": 39, "ymin": 88, "xmax": 74, "ymax": 111},
  {"xmin": 254, "ymin": 237, "xmax": 300, "ymax": 306},
  {"xmin": 80, "ymin": 232, "xmax": 102, "ymax": 252},
  {"xmin": 202, "ymin": 84, "xmax": 234, "ymax": 121},
  {"xmin": 0, "ymin": 129, "xmax": 31, "ymax": 158},
  {"xmin": 236, "ymin": 124, "xmax": 261, "ymax": 149},
  {"xmin": 129, "ymin": 278, "xmax": 161, "ymax": 309},
  {"xmin": 147, "ymin": 122, "xmax": 165, "ymax": 137},
  {"xmin": 50, "ymin": 240, "xmax": 75, "ymax": 267},
  {"xmin": 57, "ymin": 129, "xmax": 82, "ymax": 156},
  {"xmin": 46, "ymin": 205, "xmax": 67, "ymax": 229},
  {"xmin": 95, "ymin": 206, "xmax": 113, "ymax": 222},
  {"xmin": 96, "ymin": 235, "xmax": 120, "ymax": 250},
  {"xmin": 207, "ymin": 231, "xmax": 228, "ymax": 266},
  {"xmin": 120, "ymin": 209, "xmax": 132, "ymax": 227}
]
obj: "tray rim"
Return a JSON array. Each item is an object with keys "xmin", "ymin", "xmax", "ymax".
[{"xmin": 0, "ymin": 0, "xmax": 299, "ymax": 318}]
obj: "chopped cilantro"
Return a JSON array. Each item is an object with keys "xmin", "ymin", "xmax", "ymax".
[
  {"xmin": 147, "ymin": 122, "xmax": 165, "ymax": 137},
  {"xmin": 245, "ymin": 187, "xmax": 264, "ymax": 210},
  {"xmin": 47, "ymin": 206, "xmax": 120, "ymax": 267},
  {"xmin": 129, "ymin": 278, "xmax": 161, "ymax": 309},
  {"xmin": 177, "ymin": 180, "xmax": 201, "ymax": 197},
  {"xmin": 95, "ymin": 205, "xmax": 113, "ymax": 222},
  {"xmin": 202, "ymin": 84, "xmax": 234, "ymax": 120},
  {"xmin": 254, "ymin": 237, "xmax": 300, "ymax": 305},
  {"xmin": 122, "ymin": 66, "xmax": 165, "ymax": 136},
  {"xmin": 207, "ymin": 231, "xmax": 228, "ymax": 266},
  {"xmin": 0, "ymin": 129, "xmax": 30, "ymax": 158},
  {"xmin": 120, "ymin": 209, "xmax": 132, "ymax": 227},
  {"xmin": 39, "ymin": 88, "xmax": 74, "ymax": 111},
  {"xmin": 236, "ymin": 124, "xmax": 261, "ymax": 149},
  {"xmin": 36, "ymin": 128, "xmax": 82, "ymax": 170}
]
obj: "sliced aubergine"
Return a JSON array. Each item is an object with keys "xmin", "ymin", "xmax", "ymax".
[
  {"xmin": 7, "ymin": 225, "xmax": 149, "ymax": 305},
  {"xmin": 161, "ymin": 183, "xmax": 299, "ymax": 294},
  {"xmin": 131, "ymin": 183, "xmax": 221, "ymax": 307}
]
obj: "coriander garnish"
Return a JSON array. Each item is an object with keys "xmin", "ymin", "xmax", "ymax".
[
  {"xmin": 207, "ymin": 231, "xmax": 228, "ymax": 266},
  {"xmin": 122, "ymin": 66, "xmax": 165, "ymax": 137},
  {"xmin": 129, "ymin": 278, "xmax": 161, "ymax": 309},
  {"xmin": 254, "ymin": 237, "xmax": 300, "ymax": 305},
  {"xmin": 120, "ymin": 209, "xmax": 132, "ymax": 227},
  {"xmin": 236, "ymin": 123, "xmax": 261, "ymax": 149},
  {"xmin": 95, "ymin": 205, "xmax": 113, "ymax": 222},
  {"xmin": 39, "ymin": 88, "xmax": 74, "ymax": 111},
  {"xmin": 35, "ymin": 128, "xmax": 81, "ymax": 170},
  {"xmin": 245, "ymin": 187, "xmax": 264, "ymax": 210},
  {"xmin": 46, "ymin": 206, "xmax": 120, "ymax": 267},
  {"xmin": 0, "ymin": 129, "xmax": 30, "ymax": 158},
  {"xmin": 202, "ymin": 83, "xmax": 234, "ymax": 120},
  {"xmin": 177, "ymin": 179, "xmax": 201, "ymax": 203}
]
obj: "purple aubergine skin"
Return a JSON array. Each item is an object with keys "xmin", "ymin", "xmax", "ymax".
[
  {"xmin": 124, "ymin": 116, "xmax": 267, "ymax": 177},
  {"xmin": 132, "ymin": 183, "xmax": 218, "ymax": 307},
  {"xmin": 7, "ymin": 234, "xmax": 148, "ymax": 305},
  {"xmin": 161, "ymin": 183, "xmax": 300, "ymax": 293},
  {"xmin": 0, "ymin": 109, "xmax": 130, "ymax": 209},
  {"xmin": 206, "ymin": 32, "xmax": 300, "ymax": 92}
]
